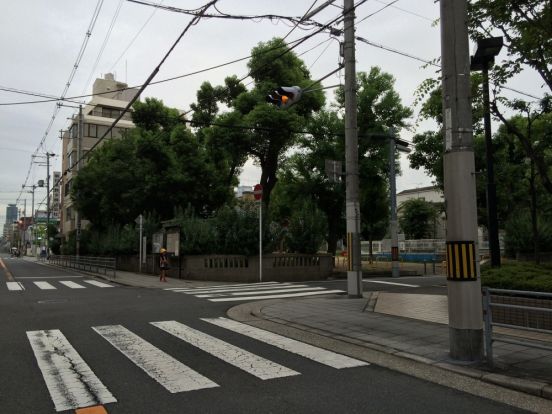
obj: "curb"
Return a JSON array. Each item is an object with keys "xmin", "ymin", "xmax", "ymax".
[{"xmin": 227, "ymin": 299, "xmax": 552, "ymax": 413}]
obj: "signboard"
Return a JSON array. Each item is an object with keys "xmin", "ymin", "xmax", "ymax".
[
  {"xmin": 253, "ymin": 184, "xmax": 263, "ymax": 201},
  {"xmin": 152, "ymin": 232, "xmax": 164, "ymax": 254},
  {"xmin": 166, "ymin": 231, "xmax": 180, "ymax": 257}
]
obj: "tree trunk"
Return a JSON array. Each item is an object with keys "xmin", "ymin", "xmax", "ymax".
[{"xmin": 529, "ymin": 161, "xmax": 540, "ymax": 265}]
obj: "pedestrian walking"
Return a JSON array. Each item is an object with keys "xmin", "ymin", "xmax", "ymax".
[{"xmin": 159, "ymin": 248, "xmax": 169, "ymax": 282}]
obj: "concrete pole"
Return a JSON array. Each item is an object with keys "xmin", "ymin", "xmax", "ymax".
[
  {"xmin": 481, "ymin": 64, "xmax": 500, "ymax": 267},
  {"xmin": 76, "ymin": 105, "xmax": 83, "ymax": 257},
  {"xmin": 343, "ymin": 0, "xmax": 362, "ymax": 297},
  {"xmin": 388, "ymin": 135, "xmax": 400, "ymax": 278},
  {"xmin": 139, "ymin": 214, "xmax": 143, "ymax": 273},
  {"xmin": 440, "ymin": 0, "xmax": 484, "ymax": 361},
  {"xmin": 46, "ymin": 153, "xmax": 51, "ymax": 256},
  {"xmin": 31, "ymin": 187, "xmax": 35, "ymax": 256}
]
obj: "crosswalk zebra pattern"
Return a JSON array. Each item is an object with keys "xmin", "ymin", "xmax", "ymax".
[
  {"xmin": 28, "ymin": 318, "xmax": 368, "ymax": 412},
  {"xmin": 5, "ymin": 279, "xmax": 115, "ymax": 291},
  {"xmin": 164, "ymin": 281, "xmax": 344, "ymax": 302}
]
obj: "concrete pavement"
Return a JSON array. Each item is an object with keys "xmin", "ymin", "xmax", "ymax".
[{"xmin": 29, "ymin": 256, "xmax": 552, "ymax": 410}]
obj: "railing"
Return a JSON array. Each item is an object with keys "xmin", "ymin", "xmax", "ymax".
[
  {"xmin": 482, "ymin": 288, "xmax": 552, "ymax": 366},
  {"xmin": 49, "ymin": 255, "xmax": 116, "ymax": 279}
]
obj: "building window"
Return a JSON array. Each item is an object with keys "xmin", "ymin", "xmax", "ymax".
[{"xmin": 86, "ymin": 123, "xmax": 97, "ymax": 138}]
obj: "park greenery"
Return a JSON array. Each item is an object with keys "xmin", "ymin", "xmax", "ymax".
[{"xmin": 68, "ymin": 5, "xmax": 551, "ymax": 273}]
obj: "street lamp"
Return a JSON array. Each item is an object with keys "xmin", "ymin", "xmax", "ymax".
[{"xmin": 470, "ymin": 36, "xmax": 503, "ymax": 268}]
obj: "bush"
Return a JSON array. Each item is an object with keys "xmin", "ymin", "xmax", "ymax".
[
  {"xmin": 285, "ymin": 200, "xmax": 327, "ymax": 254},
  {"xmin": 481, "ymin": 261, "xmax": 552, "ymax": 292}
]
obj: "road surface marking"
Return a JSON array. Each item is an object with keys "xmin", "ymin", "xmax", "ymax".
[
  {"xmin": 27, "ymin": 329, "xmax": 116, "ymax": 412},
  {"xmin": 192, "ymin": 285, "xmax": 314, "ymax": 296},
  {"xmin": 203, "ymin": 317, "xmax": 369, "ymax": 369},
  {"xmin": 6, "ymin": 281, "xmax": 24, "ymax": 291},
  {"xmin": 167, "ymin": 282, "xmax": 282, "ymax": 293},
  {"xmin": 171, "ymin": 283, "xmax": 299, "ymax": 294},
  {"xmin": 93, "ymin": 325, "xmax": 217, "ymax": 393},
  {"xmin": 363, "ymin": 280, "xmax": 420, "ymax": 288},
  {"xmin": 208, "ymin": 289, "xmax": 345, "ymax": 302},
  {"xmin": 34, "ymin": 281, "xmax": 57, "ymax": 290},
  {"xmin": 152, "ymin": 320, "xmax": 299, "ymax": 380},
  {"xmin": 17, "ymin": 275, "xmax": 83, "ymax": 279},
  {"xmin": 196, "ymin": 287, "xmax": 325, "ymax": 298},
  {"xmin": 59, "ymin": 281, "xmax": 86, "ymax": 289},
  {"xmin": 83, "ymin": 280, "xmax": 114, "ymax": 288}
]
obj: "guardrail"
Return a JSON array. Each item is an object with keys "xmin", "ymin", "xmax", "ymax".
[
  {"xmin": 49, "ymin": 255, "xmax": 116, "ymax": 279},
  {"xmin": 482, "ymin": 287, "xmax": 552, "ymax": 366}
]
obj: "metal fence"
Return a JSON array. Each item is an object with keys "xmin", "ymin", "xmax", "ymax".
[
  {"xmin": 49, "ymin": 255, "xmax": 116, "ymax": 279},
  {"xmin": 482, "ymin": 288, "xmax": 552, "ymax": 366}
]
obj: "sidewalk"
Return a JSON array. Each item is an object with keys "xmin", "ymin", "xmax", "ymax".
[{"xmin": 36, "ymin": 257, "xmax": 552, "ymax": 408}]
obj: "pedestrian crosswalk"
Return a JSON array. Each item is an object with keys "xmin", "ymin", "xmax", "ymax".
[
  {"xmin": 28, "ymin": 318, "xmax": 368, "ymax": 412},
  {"xmin": 164, "ymin": 281, "xmax": 344, "ymax": 302},
  {"xmin": 5, "ymin": 279, "xmax": 115, "ymax": 291}
]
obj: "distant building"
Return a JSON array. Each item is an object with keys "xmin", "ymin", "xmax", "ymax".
[
  {"xmin": 396, "ymin": 185, "xmax": 445, "ymax": 239},
  {"xmin": 60, "ymin": 73, "xmax": 139, "ymax": 238},
  {"xmin": 3, "ymin": 203, "xmax": 18, "ymax": 240},
  {"xmin": 236, "ymin": 185, "xmax": 254, "ymax": 200}
]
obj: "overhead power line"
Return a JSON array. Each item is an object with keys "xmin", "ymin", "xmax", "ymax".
[{"xmin": 15, "ymin": 0, "xmax": 105, "ymax": 206}]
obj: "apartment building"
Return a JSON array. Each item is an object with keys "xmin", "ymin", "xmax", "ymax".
[{"xmin": 60, "ymin": 73, "xmax": 139, "ymax": 238}]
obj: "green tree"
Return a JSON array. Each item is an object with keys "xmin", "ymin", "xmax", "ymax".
[{"xmin": 399, "ymin": 198, "xmax": 439, "ymax": 239}]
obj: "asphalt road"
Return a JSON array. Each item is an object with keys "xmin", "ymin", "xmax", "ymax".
[{"xmin": 0, "ymin": 255, "xmax": 528, "ymax": 414}]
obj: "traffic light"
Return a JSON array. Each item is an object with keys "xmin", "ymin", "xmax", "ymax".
[{"xmin": 266, "ymin": 86, "xmax": 302, "ymax": 109}]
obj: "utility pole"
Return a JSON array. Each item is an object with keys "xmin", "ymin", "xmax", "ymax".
[
  {"xmin": 343, "ymin": 0, "xmax": 362, "ymax": 297},
  {"xmin": 388, "ymin": 134, "xmax": 399, "ymax": 278},
  {"xmin": 440, "ymin": 0, "xmax": 484, "ymax": 361},
  {"xmin": 76, "ymin": 105, "xmax": 83, "ymax": 257},
  {"xmin": 46, "ymin": 152, "xmax": 52, "ymax": 256}
]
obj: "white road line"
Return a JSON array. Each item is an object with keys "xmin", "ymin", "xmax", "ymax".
[
  {"xmin": 203, "ymin": 317, "xmax": 368, "ymax": 369},
  {"xmin": 152, "ymin": 321, "xmax": 299, "ymax": 380},
  {"xmin": 93, "ymin": 325, "xmax": 218, "ymax": 393},
  {"xmin": 184, "ymin": 283, "xmax": 305, "ymax": 295},
  {"xmin": 167, "ymin": 282, "xmax": 283, "ymax": 293},
  {"xmin": 83, "ymin": 280, "xmax": 114, "ymax": 288},
  {"xmin": 17, "ymin": 276, "xmax": 83, "ymax": 279},
  {"xmin": 362, "ymin": 280, "xmax": 420, "ymax": 288},
  {"xmin": 59, "ymin": 281, "xmax": 86, "ymax": 289},
  {"xmin": 196, "ymin": 287, "xmax": 326, "ymax": 298},
  {"xmin": 208, "ymin": 289, "xmax": 345, "ymax": 302},
  {"xmin": 34, "ymin": 281, "xmax": 57, "ymax": 290},
  {"xmin": 27, "ymin": 329, "xmax": 116, "ymax": 412},
  {"xmin": 6, "ymin": 281, "xmax": 24, "ymax": 291}
]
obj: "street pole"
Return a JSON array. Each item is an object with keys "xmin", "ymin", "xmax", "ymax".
[
  {"xmin": 481, "ymin": 64, "xmax": 500, "ymax": 267},
  {"xmin": 46, "ymin": 152, "xmax": 51, "ymax": 256},
  {"xmin": 23, "ymin": 199, "xmax": 27, "ymax": 253},
  {"xmin": 388, "ymin": 134, "xmax": 400, "ymax": 278},
  {"xmin": 31, "ymin": 187, "xmax": 35, "ymax": 256},
  {"xmin": 343, "ymin": 0, "xmax": 362, "ymax": 297},
  {"xmin": 76, "ymin": 105, "xmax": 83, "ymax": 257},
  {"xmin": 259, "ymin": 200, "xmax": 263, "ymax": 283},
  {"xmin": 139, "ymin": 214, "xmax": 143, "ymax": 273},
  {"xmin": 440, "ymin": 0, "xmax": 484, "ymax": 361}
]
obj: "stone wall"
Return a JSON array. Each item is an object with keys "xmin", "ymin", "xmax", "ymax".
[{"xmin": 116, "ymin": 253, "xmax": 333, "ymax": 282}]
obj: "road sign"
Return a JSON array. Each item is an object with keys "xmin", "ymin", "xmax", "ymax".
[{"xmin": 253, "ymin": 184, "xmax": 263, "ymax": 201}]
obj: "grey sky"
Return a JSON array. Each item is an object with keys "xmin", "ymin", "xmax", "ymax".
[{"xmin": 0, "ymin": 1, "xmax": 544, "ymax": 222}]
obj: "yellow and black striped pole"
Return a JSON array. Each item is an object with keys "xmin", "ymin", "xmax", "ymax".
[{"xmin": 446, "ymin": 241, "xmax": 477, "ymax": 281}]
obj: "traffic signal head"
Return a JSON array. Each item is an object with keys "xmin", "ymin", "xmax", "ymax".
[{"xmin": 266, "ymin": 86, "xmax": 302, "ymax": 109}]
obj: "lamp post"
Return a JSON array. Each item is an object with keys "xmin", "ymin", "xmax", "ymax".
[{"xmin": 470, "ymin": 36, "xmax": 503, "ymax": 268}]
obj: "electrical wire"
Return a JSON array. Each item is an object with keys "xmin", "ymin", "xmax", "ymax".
[
  {"xmin": 109, "ymin": 0, "xmax": 164, "ymax": 73},
  {"xmin": 15, "ymin": 0, "xmax": 105, "ymax": 207},
  {"xmin": 81, "ymin": 0, "xmax": 125, "ymax": 95}
]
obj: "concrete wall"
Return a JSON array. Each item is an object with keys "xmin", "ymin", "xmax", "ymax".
[{"xmin": 117, "ymin": 253, "xmax": 334, "ymax": 282}]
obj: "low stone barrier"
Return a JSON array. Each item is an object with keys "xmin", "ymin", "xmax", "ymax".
[{"xmin": 116, "ymin": 253, "xmax": 333, "ymax": 282}]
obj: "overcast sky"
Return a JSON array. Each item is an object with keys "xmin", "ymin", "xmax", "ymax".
[{"xmin": 0, "ymin": 1, "xmax": 544, "ymax": 222}]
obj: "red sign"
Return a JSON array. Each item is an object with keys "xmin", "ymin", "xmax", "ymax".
[{"xmin": 253, "ymin": 184, "xmax": 263, "ymax": 201}]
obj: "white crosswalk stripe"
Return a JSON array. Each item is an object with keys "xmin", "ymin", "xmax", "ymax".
[
  {"xmin": 34, "ymin": 281, "xmax": 56, "ymax": 290},
  {"xmin": 166, "ymin": 282, "xmax": 344, "ymax": 302},
  {"xmin": 27, "ymin": 329, "xmax": 116, "ymax": 412},
  {"xmin": 202, "ymin": 317, "xmax": 368, "ymax": 369},
  {"xmin": 27, "ymin": 319, "xmax": 369, "ymax": 410},
  {"xmin": 5, "ymin": 279, "xmax": 115, "ymax": 291},
  {"xmin": 152, "ymin": 320, "xmax": 300, "ymax": 380},
  {"xmin": 59, "ymin": 281, "xmax": 86, "ymax": 289},
  {"xmin": 6, "ymin": 281, "xmax": 24, "ymax": 291},
  {"xmin": 93, "ymin": 325, "xmax": 218, "ymax": 393}
]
